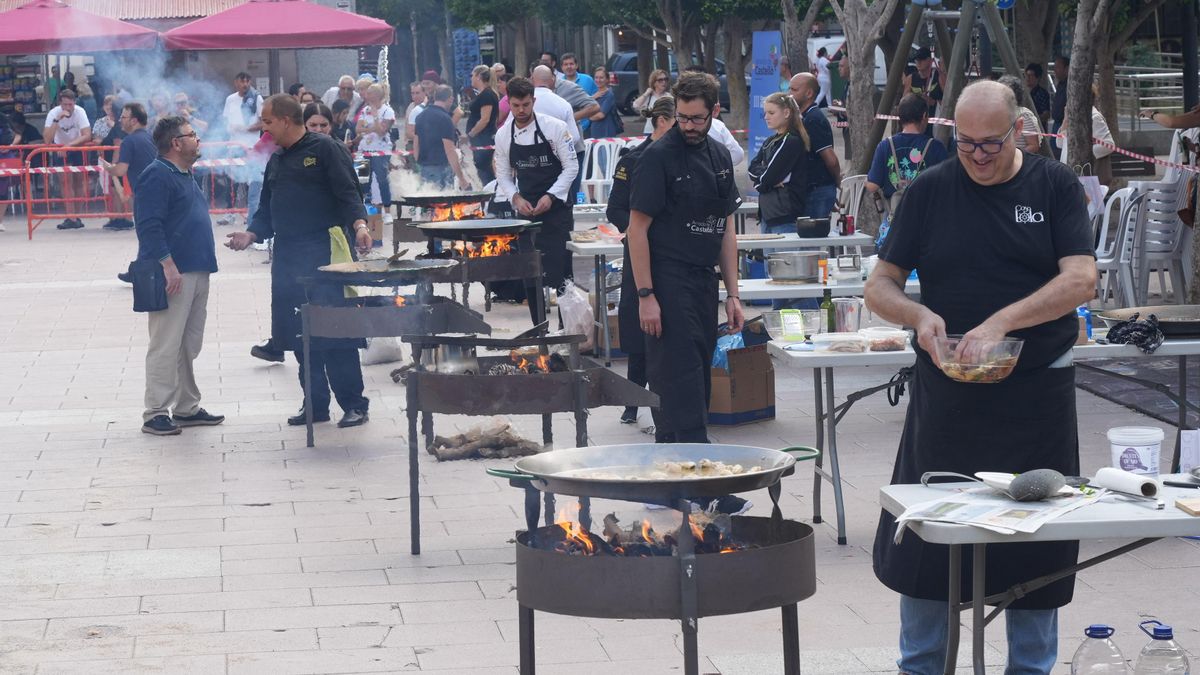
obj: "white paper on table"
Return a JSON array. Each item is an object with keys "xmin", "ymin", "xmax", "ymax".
[
  {"xmin": 892, "ymin": 487, "xmax": 1105, "ymax": 543},
  {"xmin": 1180, "ymin": 430, "xmax": 1200, "ymax": 475}
]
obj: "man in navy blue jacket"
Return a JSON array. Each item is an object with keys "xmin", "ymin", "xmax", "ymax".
[{"xmin": 134, "ymin": 115, "xmax": 223, "ymax": 436}]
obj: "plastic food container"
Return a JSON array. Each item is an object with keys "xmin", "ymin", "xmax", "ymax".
[
  {"xmin": 1107, "ymin": 426, "xmax": 1164, "ymax": 476},
  {"xmin": 760, "ymin": 310, "xmax": 784, "ymax": 337},
  {"xmin": 859, "ymin": 327, "xmax": 910, "ymax": 352},
  {"xmin": 810, "ymin": 332, "xmax": 867, "ymax": 353}
]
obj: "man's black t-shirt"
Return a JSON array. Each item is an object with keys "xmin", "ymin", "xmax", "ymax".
[
  {"xmin": 467, "ymin": 88, "xmax": 499, "ymax": 143},
  {"xmin": 414, "ymin": 104, "xmax": 456, "ymax": 166},
  {"xmin": 880, "ymin": 153, "xmax": 1095, "ymax": 371},
  {"xmin": 801, "ymin": 105, "xmax": 836, "ymax": 188}
]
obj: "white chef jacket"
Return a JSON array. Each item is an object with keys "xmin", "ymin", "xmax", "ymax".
[{"xmin": 494, "ymin": 112, "xmax": 578, "ymax": 204}]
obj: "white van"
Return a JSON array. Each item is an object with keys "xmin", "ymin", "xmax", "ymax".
[{"xmin": 807, "ymin": 36, "xmax": 888, "ymax": 88}]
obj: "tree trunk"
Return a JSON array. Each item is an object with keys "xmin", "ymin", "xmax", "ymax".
[
  {"xmin": 724, "ymin": 16, "xmax": 752, "ymax": 131},
  {"xmin": 781, "ymin": 0, "xmax": 826, "ymax": 75},
  {"xmin": 1095, "ymin": 30, "xmax": 1120, "ymax": 145},
  {"xmin": 440, "ymin": 5, "xmax": 454, "ymax": 90},
  {"xmin": 637, "ymin": 35, "xmax": 654, "ymax": 91},
  {"xmin": 1065, "ymin": 0, "xmax": 1113, "ymax": 174},
  {"xmin": 875, "ymin": 0, "xmax": 906, "ymax": 72},
  {"xmin": 513, "ymin": 19, "xmax": 529, "ymax": 79},
  {"xmin": 1013, "ymin": 0, "xmax": 1058, "ymax": 90},
  {"xmin": 700, "ymin": 22, "xmax": 719, "ymax": 73},
  {"xmin": 829, "ymin": 0, "xmax": 903, "ymax": 174},
  {"xmin": 658, "ymin": 0, "xmax": 695, "ymax": 70}
]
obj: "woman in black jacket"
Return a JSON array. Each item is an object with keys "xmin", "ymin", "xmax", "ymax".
[
  {"xmin": 606, "ymin": 96, "xmax": 676, "ymax": 424},
  {"xmin": 748, "ymin": 92, "xmax": 810, "ymax": 234}
]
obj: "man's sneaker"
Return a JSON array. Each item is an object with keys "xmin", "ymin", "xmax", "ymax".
[
  {"xmin": 250, "ymin": 342, "xmax": 285, "ymax": 363},
  {"xmin": 142, "ymin": 415, "xmax": 181, "ymax": 436},
  {"xmin": 337, "ymin": 409, "xmax": 369, "ymax": 428},
  {"xmin": 56, "ymin": 218, "xmax": 84, "ymax": 230},
  {"xmin": 620, "ymin": 408, "xmax": 638, "ymax": 424},
  {"xmin": 172, "ymin": 408, "xmax": 225, "ymax": 427},
  {"xmin": 692, "ymin": 496, "xmax": 753, "ymax": 516},
  {"xmin": 287, "ymin": 408, "xmax": 330, "ymax": 426},
  {"xmin": 107, "ymin": 218, "xmax": 134, "ymax": 230},
  {"xmin": 117, "ymin": 271, "xmax": 133, "ymax": 283}
]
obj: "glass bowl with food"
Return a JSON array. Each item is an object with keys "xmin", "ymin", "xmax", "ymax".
[{"xmin": 932, "ymin": 335, "xmax": 1024, "ymax": 383}]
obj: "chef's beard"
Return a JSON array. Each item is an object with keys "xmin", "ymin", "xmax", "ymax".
[{"xmin": 682, "ymin": 124, "xmax": 709, "ymax": 145}]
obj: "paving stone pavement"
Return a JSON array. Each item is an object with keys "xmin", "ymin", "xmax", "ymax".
[{"xmin": 0, "ymin": 214, "xmax": 1197, "ymax": 674}]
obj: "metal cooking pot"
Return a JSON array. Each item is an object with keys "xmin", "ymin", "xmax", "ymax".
[
  {"xmin": 766, "ymin": 251, "xmax": 826, "ymax": 282},
  {"xmin": 421, "ymin": 343, "xmax": 480, "ymax": 374}
]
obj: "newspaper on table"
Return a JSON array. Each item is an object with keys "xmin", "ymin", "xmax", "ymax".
[{"xmin": 893, "ymin": 485, "xmax": 1106, "ymax": 543}]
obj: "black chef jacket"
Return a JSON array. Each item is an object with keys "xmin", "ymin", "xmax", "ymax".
[{"xmin": 248, "ymin": 132, "xmax": 368, "ymax": 352}]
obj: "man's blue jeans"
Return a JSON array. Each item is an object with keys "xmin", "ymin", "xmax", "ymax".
[
  {"xmin": 805, "ymin": 183, "xmax": 837, "ymax": 219},
  {"xmin": 898, "ymin": 595, "xmax": 1058, "ymax": 675}
]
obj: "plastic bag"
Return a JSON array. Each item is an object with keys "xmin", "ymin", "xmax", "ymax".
[
  {"xmin": 557, "ymin": 280, "xmax": 594, "ymax": 350},
  {"xmin": 711, "ymin": 332, "xmax": 745, "ymax": 370},
  {"xmin": 361, "ymin": 336, "xmax": 406, "ymax": 365}
]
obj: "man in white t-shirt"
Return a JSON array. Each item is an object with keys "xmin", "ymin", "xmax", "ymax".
[
  {"xmin": 222, "ymin": 72, "xmax": 263, "ymax": 146},
  {"xmin": 44, "ymin": 89, "xmax": 92, "ymax": 230},
  {"xmin": 404, "ymin": 82, "xmax": 426, "ymax": 152},
  {"xmin": 356, "ymin": 83, "xmax": 396, "ymax": 228}
]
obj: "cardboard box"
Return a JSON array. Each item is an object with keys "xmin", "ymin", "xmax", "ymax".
[
  {"xmin": 708, "ymin": 343, "xmax": 775, "ymax": 426},
  {"xmin": 594, "ymin": 312, "xmax": 620, "ymax": 352}
]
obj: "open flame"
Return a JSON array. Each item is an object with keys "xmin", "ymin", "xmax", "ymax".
[
  {"xmin": 393, "ymin": 296, "xmax": 406, "ymax": 307},
  {"xmin": 511, "ymin": 351, "xmax": 553, "ymax": 374},
  {"xmin": 432, "ymin": 202, "xmax": 486, "ymax": 221},
  {"xmin": 542, "ymin": 511, "xmax": 751, "ymax": 557},
  {"xmin": 448, "ymin": 235, "xmax": 516, "ymax": 259}
]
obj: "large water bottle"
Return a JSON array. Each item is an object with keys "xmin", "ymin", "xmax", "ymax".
[
  {"xmin": 1071, "ymin": 624, "xmax": 1129, "ymax": 674},
  {"xmin": 1134, "ymin": 620, "xmax": 1190, "ymax": 675}
]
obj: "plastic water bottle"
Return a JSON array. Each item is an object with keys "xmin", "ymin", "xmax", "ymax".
[
  {"xmin": 1071, "ymin": 624, "xmax": 1129, "ymax": 674},
  {"xmin": 1077, "ymin": 305, "xmax": 1093, "ymax": 340},
  {"xmin": 1134, "ymin": 620, "xmax": 1190, "ymax": 675},
  {"xmin": 605, "ymin": 263, "xmax": 622, "ymax": 306}
]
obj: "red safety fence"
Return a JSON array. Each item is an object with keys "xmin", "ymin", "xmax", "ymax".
[{"xmin": 5, "ymin": 141, "xmax": 256, "ymax": 240}]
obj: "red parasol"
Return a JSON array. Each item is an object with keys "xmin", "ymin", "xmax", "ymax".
[
  {"xmin": 163, "ymin": 0, "xmax": 394, "ymax": 51},
  {"xmin": 0, "ymin": 0, "xmax": 159, "ymax": 55}
]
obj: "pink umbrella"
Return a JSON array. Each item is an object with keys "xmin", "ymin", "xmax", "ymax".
[
  {"xmin": 0, "ymin": 0, "xmax": 159, "ymax": 54},
  {"xmin": 163, "ymin": 0, "xmax": 394, "ymax": 50}
]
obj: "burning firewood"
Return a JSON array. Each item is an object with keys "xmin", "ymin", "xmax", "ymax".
[{"xmin": 428, "ymin": 420, "xmax": 542, "ymax": 461}]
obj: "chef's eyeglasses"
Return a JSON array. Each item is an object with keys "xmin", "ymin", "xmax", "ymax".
[
  {"xmin": 675, "ymin": 112, "xmax": 711, "ymax": 126},
  {"xmin": 954, "ymin": 122, "xmax": 1016, "ymax": 155},
  {"xmin": 174, "ymin": 131, "xmax": 198, "ymax": 141}
]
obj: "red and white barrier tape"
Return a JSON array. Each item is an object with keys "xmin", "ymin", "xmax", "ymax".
[{"xmin": 0, "ymin": 156, "xmax": 248, "ymax": 177}]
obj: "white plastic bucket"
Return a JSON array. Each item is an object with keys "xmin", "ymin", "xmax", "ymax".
[{"xmin": 1107, "ymin": 427, "xmax": 1165, "ymax": 477}]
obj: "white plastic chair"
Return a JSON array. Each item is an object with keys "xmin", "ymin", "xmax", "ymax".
[
  {"xmin": 1094, "ymin": 187, "xmax": 1143, "ymax": 308},
  {"xmin": 1128, "ymin": 178, "xmax": 1191, "ymax": 305},
  {"xmin": 838, "ymin": 174, "xmax": 868, "ymax": 224},
  {"xmin": 582, "ymin": 139, "xmax": 623, "ymax": 203}
]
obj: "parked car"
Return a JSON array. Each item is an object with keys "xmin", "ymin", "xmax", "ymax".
[{"xmin": 605, "ymin": 51, "xmax": 733, "ymax": 116}]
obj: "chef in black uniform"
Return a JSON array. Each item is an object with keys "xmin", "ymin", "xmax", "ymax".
[
  {"xmin": 627, "ymin": 72, "xmax": 744, "ymax": 444},
  {"xmin": 606, "ymin": 96, "xmax": 676, "ymax": 424},
  {"xmin": 226, "ymin": 94, "xmax": 372, "ymax": 429},
  {"xmin": 493, "ymin": 76, "xmax": 579, "ymax": 308},
  {"xmin": 864, "ymin": 81, "xmax": 1096, "ymax": 675}
]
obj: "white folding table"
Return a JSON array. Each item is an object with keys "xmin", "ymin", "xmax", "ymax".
[
  {"xmin": 566, "ymin": 232, "xmax": 874, "ymax": 364},
  {"xmin": 770, "ymin": 340, "xmax": 1200, "ymax": 545},
  {"xmin": 880, "ymin": 480, "xmax": 1200, "ymax": 675}
]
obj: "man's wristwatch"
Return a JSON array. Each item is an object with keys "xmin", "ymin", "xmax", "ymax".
[
  {"xmin": 637, "ymin": 287, "xmax": 654, "ymax": 298},
  {"xmin": 355, "ymin": 222, "xmax": 369, "ymax": 231}
]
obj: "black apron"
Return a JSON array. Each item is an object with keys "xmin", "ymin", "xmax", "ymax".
[
  {"xmin": 872, "ymin": 352, "xmax": 1080, "ymax": 609},
  {"xmin": 271, "ymin": 231, "xmax": 364, "ymax": 353},
  {"xmin": 509, "ymin": 116, "xmax": 572, "ymax": 291},
  {"xmin": 644, "ymin": 140, "xmax": 734, "ymax": 437}
]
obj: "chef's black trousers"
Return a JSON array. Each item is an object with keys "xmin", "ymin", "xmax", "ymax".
[
  {"xmin": 645, "ymin": 260, "xmax": 717, "ymax": 442},
  {"xmin": 295, "ymin": 346, "xmax": 369, "ymax": 415}
]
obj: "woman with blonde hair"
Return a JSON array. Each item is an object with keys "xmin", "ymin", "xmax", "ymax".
[
  {"xmin": 632, "ymin": 69, "xmax": 670, "ymax": 134},
  {"xmin": 748, "ymin": 92, "xmax": 811, "ymax": 231}
]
